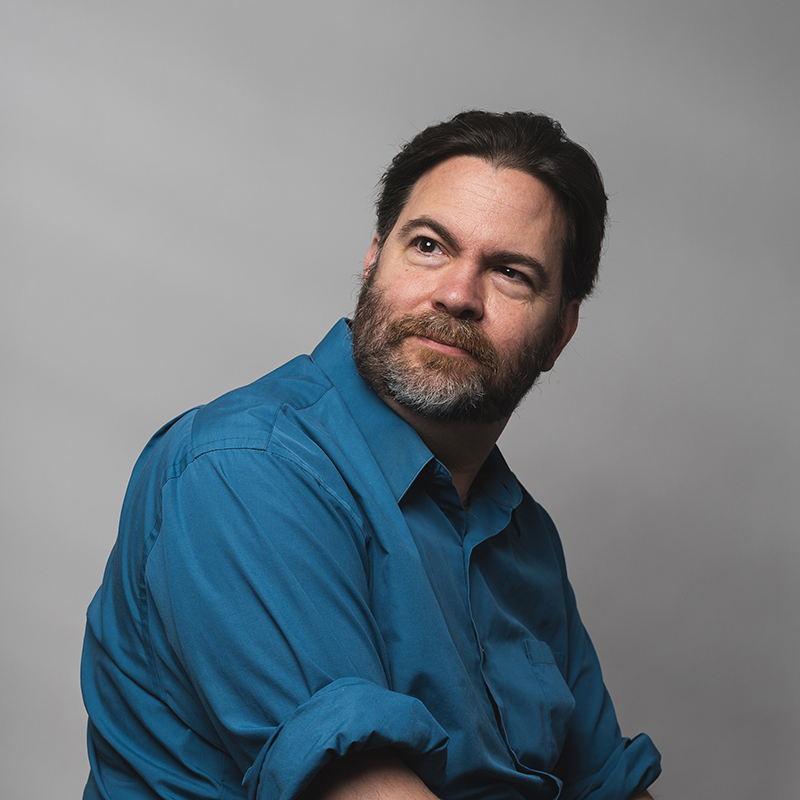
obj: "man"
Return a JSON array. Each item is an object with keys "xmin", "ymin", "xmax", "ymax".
[{"xmin": 82, "ymin": 111, "xmax": 661, "ymax": 799}]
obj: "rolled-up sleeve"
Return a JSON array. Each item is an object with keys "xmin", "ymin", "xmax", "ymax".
[
  {"xmin": 556, "ymin": 576, "xmax": 661, "ymax": 799},
  {"xmin": 246, "ymin": 678, "xmax": 448, "ymax": 800},
  {"xmin": 144, "ymin": 445, "xmax": 447, "ymax": 798}
]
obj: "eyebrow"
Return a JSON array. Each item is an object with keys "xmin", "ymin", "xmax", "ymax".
[
  {"xmin": 398, "ymin": 216, "xmax": 461, "ymax": 253},
  {"xmin": 398, "ymin": 215, "xmax": 552, "ymax": 291},
  {"xmin": 488, "ymin": 249, "xmax": 551, "ymax": 292}
]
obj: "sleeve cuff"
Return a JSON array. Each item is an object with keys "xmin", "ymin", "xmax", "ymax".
[
  {"xmin": 563, "ymin": 733, "xmax": 662, "ymax": 800},
  {"xmin": 243, "ymin": 677, "xmax": 450, "ymax": 800}
]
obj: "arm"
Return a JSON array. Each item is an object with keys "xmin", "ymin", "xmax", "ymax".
[
  {"xmin": 304, "ymin": 755, "xmax": 653, "ymax": 800},
  {"xmin": 146, "ymin": 448, "xmax": 448, "ymax": 799},
  {"xmin": 531, "ymin": 506, "xmax": 661, "ymax": 799},
  {"xmin": 301, "ymin": 750, "xmax": 439, "ymax": 800}
]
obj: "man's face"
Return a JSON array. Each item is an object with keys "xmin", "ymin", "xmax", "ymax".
[{"xmin": 352, "ymin": 155, "xmax": 579, "ymax": 424}]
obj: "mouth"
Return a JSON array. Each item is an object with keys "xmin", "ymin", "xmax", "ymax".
[
  {"xmin": 412, "ymin": 334, "xmax": 474, "ymax": 358},
  {"xmin": 383, "ymin": 313, "xmax": 498, "ymax": 369}
]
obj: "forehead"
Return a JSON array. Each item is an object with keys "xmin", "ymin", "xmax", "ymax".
[{"xmin": 397, "ymin": 155, "xmax": 566, "ymax": 263}]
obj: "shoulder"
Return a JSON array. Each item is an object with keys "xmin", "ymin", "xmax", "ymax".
[
  {"xmin": 190, "ymin": 354, "xmax": 334, "ymax": 453},
  {"xmin": 126, "ymin": 353, "xmax": 351, "ymax": 507}
]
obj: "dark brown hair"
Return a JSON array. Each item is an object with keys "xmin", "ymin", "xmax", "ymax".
[{"xmin": 375, "ymin": 110, "xmax": 608, "ymax": 304}]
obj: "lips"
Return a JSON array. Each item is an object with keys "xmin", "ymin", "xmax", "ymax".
[
  {"xmin": 417, "ymin": 332, "xmax": 471, "ymax": 353},
  {"xmin": 385, "ymin": 312, "xmax": 498, "ymax": 370}
]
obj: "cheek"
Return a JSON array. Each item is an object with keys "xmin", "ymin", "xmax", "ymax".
[
  {"xmin": 375, "ymin": 275, "xmax": 433, "ymax": 313},
  {"xmin": 487, "ymin": 308, "xmax": 554, "ymax": 355}
]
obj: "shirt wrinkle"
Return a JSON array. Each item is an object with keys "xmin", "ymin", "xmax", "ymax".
[{"xmin": 82, "ymin": 318, "xmax": 661, "ymax": 800}]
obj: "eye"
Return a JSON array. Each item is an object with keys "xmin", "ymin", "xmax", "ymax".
[
  {"xmin": 496, "ymin": 266, "xmax": 528, "ymax": 284},
  {"xmin": 413, "ymin": 237, "xmax": 443, "ymax": 255}
]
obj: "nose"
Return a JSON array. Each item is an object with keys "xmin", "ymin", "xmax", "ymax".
[{"xmin": 430, "ymin": 261, "xmax": 485, "ymax": 320}]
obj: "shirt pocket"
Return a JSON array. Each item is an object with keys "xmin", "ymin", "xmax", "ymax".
[
  {"xmin": 522, "ymin": 638, "xmax": 576, "ymax": 768},
  {"xmin": 482, "ymin": 636, "xmax": 576, "ymax": 773},
  {"xmin": 489, "ymin": 638, "xmax": 575, "ymax": 774}
]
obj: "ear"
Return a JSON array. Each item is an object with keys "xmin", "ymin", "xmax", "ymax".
[
  {"xmin": 542, "ymin": 300, "xmax": 580, "ymax": 372},
  {"xmin": 363, "ymin": 236, "xmax": 380, "ymax": 280}
]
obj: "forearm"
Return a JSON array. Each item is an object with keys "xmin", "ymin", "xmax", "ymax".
[
  {"xmin": 301, "ymin": 749, "xmax": 658, "ymax": 800},
  {"xmin": 301, "ymin": 749, "xmax": 439, "ymax": 800}
]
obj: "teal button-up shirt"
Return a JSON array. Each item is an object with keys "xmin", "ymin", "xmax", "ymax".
[{"xmin": 82, "ymin": 319, "xmax": 660, "ymax": 800}]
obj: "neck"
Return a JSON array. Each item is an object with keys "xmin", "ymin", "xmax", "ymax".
[{"xmin": 383, "ymin": 397, "xmax": 507, "ymax": 505}]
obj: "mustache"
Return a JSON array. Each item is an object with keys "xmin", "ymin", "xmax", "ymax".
[{"xmin": 383, "ymin": 312, "xmax": 499, "ymax": 370}]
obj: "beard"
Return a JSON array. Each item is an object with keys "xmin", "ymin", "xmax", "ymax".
[{"xmin": 351, "ymin": 267, "xmax": 564, "ymax": 424}]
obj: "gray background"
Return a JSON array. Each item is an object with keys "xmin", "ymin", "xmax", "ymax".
[{"xmin": 2, "ymin": 1, "xmax": 798, "ymax": 798}]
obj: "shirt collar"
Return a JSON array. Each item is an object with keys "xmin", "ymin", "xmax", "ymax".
[
  {"xmin": 311, "ymin": 319, "xmax": 435, "ymax": 502},
  {"xmin": 473, "ymin": 446, "xmax": 522, "ymax": 510},
  {"xmin": 311, "ymin": 319, "xmax": 522, "ymax": 511}
]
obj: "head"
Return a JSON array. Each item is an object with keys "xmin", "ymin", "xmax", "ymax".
[
  {"xmin": 352, "ymin": 112, "xmax": 607, "ymax": 425},
  {"xmin": 374, "ymin": 110, "xmax": 607, "ymax": 307}
]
